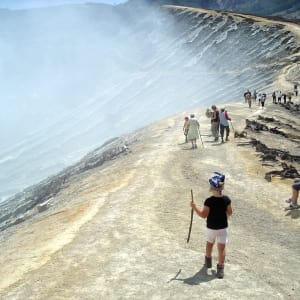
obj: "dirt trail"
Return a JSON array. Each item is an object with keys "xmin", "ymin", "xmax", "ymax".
[{"xmin": 0, "ymin": 102, "xmax": 300, "ymax": 299}]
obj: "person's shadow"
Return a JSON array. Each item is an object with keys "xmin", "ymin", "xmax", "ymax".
[
  {"xmin": 285, "ymin": 209, "xmax": 300, "ymax": 219},
  {"xmin": 168, "ymin": 266, "xmax": 216, "ymax": 285}
]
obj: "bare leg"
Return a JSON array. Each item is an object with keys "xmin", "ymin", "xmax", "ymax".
[
  {"xmin": 206, "ymin": 241, "xmax": 214, "ymax": 257},
  {"xmin": 292, "ymin": 189, "xmax": 299, "ymax": 205},
  {"xmin": 217, "ymin": 243, "xmax": 226, "ymax": 264}
]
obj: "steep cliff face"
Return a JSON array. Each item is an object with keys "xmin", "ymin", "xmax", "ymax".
[{"xmin": 151, "ymin": 0, "xmax": 300, "ymax": 19}]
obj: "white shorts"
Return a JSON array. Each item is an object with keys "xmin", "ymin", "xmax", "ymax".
[{"xmin": 206, "ymin": 228, "xmax": 228, "ymax": 244}]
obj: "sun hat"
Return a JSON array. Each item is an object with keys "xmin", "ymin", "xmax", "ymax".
[{"xmin": 209, "ymin": 172, "xmax": 225, "ymax": 190}]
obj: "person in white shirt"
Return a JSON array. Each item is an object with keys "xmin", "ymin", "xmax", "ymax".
[{"xmin": 187, "ymin": 114, "xmax": 200, "ymax": 149}]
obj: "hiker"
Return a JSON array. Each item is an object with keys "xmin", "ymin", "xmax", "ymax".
[
  {"xmin": 282, "ymin": 92, "xmax": 287, "ymax": 104},
  {"xmin": 294, "ymin": 84, "xmax": 298, "ymax": 97},
  {"xmin": 219, "ymin": 108, "xmax": 231, "ymax": 143},
  {"xmin": 287, "ymin": 92, "xmax": 293, "ymax": 102},
  {"xmin": 285, "ymin": 178, "xmax": 300, "ymax": 210},
  {"xmin": 272, "ymin": 91, "xmax": 276, "ymax": 103},
  {"xmin": 211, "ymin": 105, "xmax": 220, "ymax": 142},
  {"xmin": 244, "ymin": 90, "xmax": 251, "ymax": 103},
  {"xmin": 257, "ymin": 93, "xmax": 262, "ymax": 106},
  {"xmin": 187, "ymin": 114, "xmax": 200, "ymax": 149},
  {"xmin": 205, "ymin": 108, "xmax": 212, "ymax": 119},
  {"xmin": 277, "ymin": 91, "xmax": 282, "ymax": 104},
  {"xmin": 261, "ymin": 93, "xmax": 266, "ymax": 110},
  {"xmin": 183, "ymin": 116, "xmax": 189, "ymax": 143},
  {"xmin": 190, "ymin": 172, "xmax": 233, "ymax": 279},
  {"xmin": 253, "ymin": 90, "xmax": 257, "ymax": 103}
]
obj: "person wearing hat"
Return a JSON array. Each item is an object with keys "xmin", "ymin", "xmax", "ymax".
[
  {"xmin": 187, "ymin": 114, "xmax": 200, "ymax": 149},
  {"xmin": 285, "ymin": 178, "xmax": 300, "ymax": 210},
  {"xmin": 190, "ymin": 172, "xmax": 233, "ymax": 278}
]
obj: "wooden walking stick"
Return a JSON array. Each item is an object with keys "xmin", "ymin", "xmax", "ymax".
[
  {"xmin": 230, "ymin": 121, "xmax": 235, "ymax": 140},
  {"xmin": 187, "ymin": 189, "xmax": 194, "ymax": 243}
]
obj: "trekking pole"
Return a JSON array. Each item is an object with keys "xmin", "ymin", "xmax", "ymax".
[
  {"xmin": 198, "ymin": 128, "xmax": 204, "ymax": 148},
  {"xmin": 187, "ymin": 189, "xmax": 194, "ymax": 243},
  {"xmin": 230, "ymin": 121, "xmax": 235, "ymax": 139}
]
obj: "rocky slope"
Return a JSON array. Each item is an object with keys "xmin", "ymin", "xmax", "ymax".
[{"xmin": 151, "ymin": 0, "xmax": 300, "ymax": 19}]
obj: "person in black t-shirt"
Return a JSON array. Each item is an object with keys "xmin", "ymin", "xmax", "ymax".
[{"xmin": 190, "ymin": 172, "xmax": 233, "ymax": 279}]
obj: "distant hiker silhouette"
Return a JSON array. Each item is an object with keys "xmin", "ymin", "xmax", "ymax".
[
  {"xmin": 282, "ymin": 93, "xmax": 287, "ymax": 104},
  {"xmin": 261, "ymin": 93, "xmax": 266, "ymax": 110},
  {"xmin": 190, "ymin": 172, "xmax": 232, "ymax": 278},
  {"xmin": 244, "ymin": 90, "xmax": 251, "ymax": 104},
  {"xmin": 277, "ymin": 91, "xmax": 282, "ymax": 104},
  {"xmin": 272, "ymin": 91, "xmax": 276, "ymax": 103}
]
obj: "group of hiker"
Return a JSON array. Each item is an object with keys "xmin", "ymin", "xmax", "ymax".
[
  {"xmin": 243, "ymin": 90, "xmax": 267, "ymax": 108},
  {"xmin": 183, "ymin": 105, "xmax": 232, "ymax": 149},
  {"xmin": 271, "ymin": 89, "xmax": 296, "ymax": 104},
  {"xmin": 182, "ymin": 109, "xmax": 233, "ymax": 278},
  {"xmin": 243, "ymin": 83, "xmax": 298, "ymax": 108},
  {"xmin": 182, "ymin": 89, "xmax": 299, "ymax": 278}
]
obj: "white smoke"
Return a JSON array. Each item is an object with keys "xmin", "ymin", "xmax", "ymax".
[{"xmin": 0, "ymin": 2, "xmax": 297, "ymax": 201}]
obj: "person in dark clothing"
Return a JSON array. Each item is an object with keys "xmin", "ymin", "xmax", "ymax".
[
  {"xmin": 272, "ymin": 91, "xmax": 276, "ymax": 103},
  {"xmin": 190, "ymin": 172, "xmax": 233, "ymax": 279},
  {"xmin": 261, "ymin": 93, "xmax": 266, "ymax": 110},
  {"xmin": 282, "ymin": 93, "xmax": 287, "ymax": 104},
  {"xmin": 244, "ymin": 90, "xmax": 251, "ymax": 104}
]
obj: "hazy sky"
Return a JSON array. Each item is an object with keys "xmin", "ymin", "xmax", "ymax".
[{"xmin": 0, "ymin": 0, "xmax": 128, "ymax": 9}]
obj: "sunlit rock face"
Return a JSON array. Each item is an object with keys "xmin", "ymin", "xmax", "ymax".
[
  {"xmin": 152, "ymin": 0, "xmax": 300, "ymax": 19},
  {"xmin": 0, "ymin": 2, "xmax": 299, "ymax": 201}
]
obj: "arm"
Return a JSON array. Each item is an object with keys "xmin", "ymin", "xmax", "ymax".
[
  {"xmin": 191, "ymin": 202, "xmax": 210, "ymax": 219},
  {"xmin": 225, "ymin": 111, "xmax": 231, "ymax": 121},
  {"xmin": 226, "ymin": 204, "xmax": 233, "ymax": 217}
]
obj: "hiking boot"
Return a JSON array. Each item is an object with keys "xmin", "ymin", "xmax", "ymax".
[
  {"xmin": 286, "ymin": 203, "xmax": 300, "ymax": 210},
  {"xmin": 226, "ymin": 137, "xmax": 229, "ymax": 141},
  {"xmin": 216, "ymin": 264, "xmax": 224, "ymax": 279},
  {"xmin": 195, "ymin": 144, "xmax": 198, "ymax": 149},
  {"xmin": 205, "ymin": 256, "xmax": 212, "ymax": 268}
]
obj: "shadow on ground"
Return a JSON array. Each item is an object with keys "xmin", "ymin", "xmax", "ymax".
[{"xmin": 169, "ymin": 266, "xmax": 216, "ymax": 285}]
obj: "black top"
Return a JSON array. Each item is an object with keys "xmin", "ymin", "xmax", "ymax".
[{"xmin": 204, "ymin": 195, "xmax": 231, "ymax": 230}]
